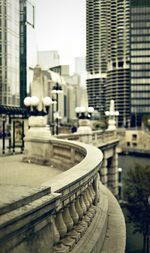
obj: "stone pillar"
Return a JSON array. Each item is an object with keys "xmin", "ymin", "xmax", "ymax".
[
  {"xmin": 108, "ymin": 147, "xmax": 118, "ymax": 196},
  {"xmin": 100, "ymin": 151, "xmax": 108, "ymax": 186},
  {"xmin": 23, "ymin": 116, "xmax": 51, "ymax": 165}
]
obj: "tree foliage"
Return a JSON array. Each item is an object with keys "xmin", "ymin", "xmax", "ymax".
[{"xmin": 124, "ymin": 164, "xmax": 150, "ymax": 251}]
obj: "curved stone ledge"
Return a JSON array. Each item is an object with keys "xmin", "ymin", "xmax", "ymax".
[{"xmin": 0, "ymin": 138, "xmax": 126, "ymax": 253}]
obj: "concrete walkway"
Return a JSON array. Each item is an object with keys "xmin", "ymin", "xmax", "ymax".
[
  {"xmin": 0, "ymin": 154, "xmax": 63, "ymax": 213},
  {"xmin": 0, "ymin": 154, "xmax": 62, "ymax": 187}
]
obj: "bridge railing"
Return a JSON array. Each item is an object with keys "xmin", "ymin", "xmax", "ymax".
[
  {"xmin": 42, "ymin": 139, "xmax": 103, "ymax": 252},
  {"xmin": 1, "ymin": 138, "xmax": 125, "ymax": 253},
  {"xmin": 57, "ymin": 129, "xmax": 117, "ymax": 146}
]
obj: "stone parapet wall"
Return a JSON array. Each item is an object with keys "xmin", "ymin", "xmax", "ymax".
[{"xmin": 0, "ymin": 139, "xmax": 125, "ymax": 253}]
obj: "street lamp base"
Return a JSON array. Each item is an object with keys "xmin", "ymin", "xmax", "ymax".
[{"xmin": 23, "ymin": 116, "xmax": 52, "ymax": 165}]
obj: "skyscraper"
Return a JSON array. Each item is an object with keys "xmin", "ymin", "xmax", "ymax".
[
  {"xmin": 86, "ymin": 0, "xmax": 106, "ymax": 116},
  {"xmin": 20, "ymin": 0, "xmax": 36, "ymax": 107},
  {"xmin": 75, "ymin": 56, "xmax": 86, "ymax": 86},
  {"xmin": 86, "ymin": 0, "xmax": 130, "ymax": 126},
  {"xmin": 86, "ymin": 0, "xmax": 150, "ymax": 126},
  {"xmin": 0, "ymin": 0, "xmax": 20, "ymax": 106},
  {"xmin": 0, "ymin": 0, "xmax": 36, "ymax": 107},
  {"xmin": 130, "ymin": 0, "xmax": 150, "ymax": 126},
  {"xmin": 37, "ymin": 50, "xmax": 60, "ymax": 70}
]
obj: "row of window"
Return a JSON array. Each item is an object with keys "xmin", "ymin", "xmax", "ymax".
[
  {"xmin": 131, "ymin": 29, "xmax": 150, "ymax": 35},
  {"xmin": 131, "ymin": 64, "xmax": 150, "ymax": 70},
  {"xmin": 131, "ymin": 50, "xmax": 150, "ymax": 56},
  {"xmin": 131, "ymin": 100, "xmax": 150, "ymax": 105},
  {"xmin": 131, "ymin": 36, "xmax": 150, "ymax": 42},
  {"xmin": 131, "ymin": 85, "xmax": 150, "ymax": 91},
  {"xmin": 131, "ymin": 93, "xmax": 150, "ymax": 98},
  {"xmin": 131, "ymin": 78, "xmax": 150, "ymax": 84},
  {"xmin": 131, "ymin": 7, "xmax": 150, "ymax": 14},
  {"xmin": 131, "ymin": 72, "xmax": 150, "ymax": 77},
  {"xmin": 131, "ymin": 22, "xmax": 150, "ymax": 28},
  {"xmin": 131, "ymin": 43, "xmax": 150, "ymax": 49},
  {"xmin": 131, "ymin": 57, "xmax": 150, "ymax": 63},
  {"xmin": 131, "ymin": 107, "xmax": 150, "ymax": 113}
]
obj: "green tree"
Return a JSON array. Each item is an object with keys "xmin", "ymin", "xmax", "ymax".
[{"xmin": 124, "ymin": 164, "xmax": 150, "ymax": 253}]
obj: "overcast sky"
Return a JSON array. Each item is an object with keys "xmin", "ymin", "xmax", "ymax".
[{"xmin": 35, "ymin": 0, "xmax": 86, "ymax": 72}]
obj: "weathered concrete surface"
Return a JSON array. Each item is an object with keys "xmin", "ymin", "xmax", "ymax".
[
  {"xmin": 70, "ymin": 182, "xmax": 126, "ymax": 253},
  {"xmin": 100, "ymin": 184, "xmax": 126, "ymax": 253},
  {"xmin": 0, "ymin": 154, "xmax": 62, "ymax": 187}
]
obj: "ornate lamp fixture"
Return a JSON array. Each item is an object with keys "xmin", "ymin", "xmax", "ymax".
[
  {"xmin": 24, "ymin": 96, "xmax": 53, "ymax": 116},
  {"xmin": 51, "ymin": 83, "xmax": 63, "ymax": 135},
  {"xmin": 75, "ymin": 106, "xmax": 94, "ymax": 119}
]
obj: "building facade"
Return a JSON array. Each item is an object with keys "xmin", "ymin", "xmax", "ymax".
[
  {"xmin": 75, "ymin": 56, "xmax": 86, "ymax": 87},
  {"xmin": 86, "ymin": 0, "xmax": 130, "ymax": 126},
  {"xmin": 130, "ymin": 0, "xmax": 150, "ymax": 126},
  {"xmin": 86, "ymin": 0, "xmax": 150, "ymax": 127},
  {"xmin": 86, "ymin": 0, "xmax": 106, "ymax": 116},
  {"xmin": 20, "ymin": 0, "xmax": 36, "ymax": 107},
  {"xmin": 37, "ymin": 50, "xmax": 60, "ymax": 70},
  {"xmin": 0, "ymin": 0, "xmax": 20, "ymax": 106},
  {"xmin": 0, "ymin": 0, "xmax": 36, "ymax": 107}
]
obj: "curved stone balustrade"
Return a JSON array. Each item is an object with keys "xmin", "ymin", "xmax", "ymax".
[
  {"xmin": 0, "ymin": 138, "xmax": 126, "ymax": 253},
  {"xmin": 57, "ymin": 129, "xmax": 118, "ymax": 147}
]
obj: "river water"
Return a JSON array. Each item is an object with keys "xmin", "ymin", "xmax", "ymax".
[
  {"xmin": 119, "ymin": 154, "xmax": 150, "ymax": 173},
  {"xmin": 118, "ymin": 154, "xmax": 150, "ymax": 253}
]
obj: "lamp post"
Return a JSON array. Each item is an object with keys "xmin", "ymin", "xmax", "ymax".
[
  {"xmin": 51, "ymin": 82, "xmax": 63, "ymax": 135},
  {"xmin": 75, "ymin": 106, "xmax": 94, "ymax": 134},
  {"xmin": 75, "ymin": 106, "xmax": 94, "ymax": 120},
  {"xmin": 24, "ymin": 96, "xmax": 53, "ymax": 116},
  {"xmin": 118, "ymin": 167, "xmax": 122, "ymax": 200},
  {"xmin": 51, "ymin": 97, "xmax": 57, "ymax": 135}
]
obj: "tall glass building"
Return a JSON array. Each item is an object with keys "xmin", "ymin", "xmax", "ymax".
[
  {"xmin": 86, "ymin": 0, "xmax": 150, "ymax": 126},
  {"xmin": 20, "ymin": 0, "xmax": 36, "ymax": 107},
  {"xmin": 0, "ymin": 0, "xmax": 36, "ymax": 107},
  {"xmin": 0, "ymin": 0, "xmax": 20, "ymax": 106},
  {"xmin": 130, "ymin": 0, "xmax": 150, "ymax": 126}
]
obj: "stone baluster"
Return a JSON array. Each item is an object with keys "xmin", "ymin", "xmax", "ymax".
[
  {"xmin": 51, "ymin": 216, "xmax": 60, "ymax": 246},
  {"xmin": 74, "ymin": 196, "xmax": 88, "ymax": 235},
  {"xmin": 55, "ymin": 211, "xmax": 67, "ymax": 239},
  {"xmin": 89, "ymin": 184, "xmax": 95, "ymax": 203},
  {"xmin": 93, "ymin": 174, "xmax": 99, "ymax": 205},
  {"xmin": 79, "ymin": 194, "xmax": 87, "ymax": 215},
  {"xmin": 81, "ymin": 189, "xmax": 92, "ymax": 225},
  {"xmin": 62, "ymin": 206, "xmax": 74, "ymax": 232},
  {"xmin": 86, "ymin": 187, "xmax": 92, "ymax": 206},
  {"xmin": 69, "ymin": 201, "xmax": 79, "ymax": 225},
  {"xmin": 75, "ymin": 197, "xmax": 83, "ymax": 220},
  {"xmin": 85, "ymin": 187, "xmax": 96, "ymax": 220},
  {"xmin": 83, "ymin": 189, "xmax": 90, "ymax": 210}
]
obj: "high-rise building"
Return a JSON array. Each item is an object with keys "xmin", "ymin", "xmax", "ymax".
[
  {"xmin": 20, "ymin": 0, "xmax": 37, "ymax": 107},
  {"xmin": 37, "ymin": 50, "xmax": 60, "ymax": 70},
  {"xmin": 0, "ymin": 0, "xmax": 36, "ymax": 107},
  {"xmin": 130, "ymin": 0, "xmax": 150, "ymax": 126},
  {"xmin": 0, "ymin": 0, "xmax": 20, "ymax": 106},
  {"xmin": 86, "ymin": 0, "xmax": 130, "ymax": 126},
  {"xmin": 86, "ymin": 0, "xmax": 150, "ymax": 127},
  {"xmin": 75, "ymin": 56, "xmax": 86, "ymax": 86},
  {"xmin": 86, "ymin": 0, "xmax": 106, "ymax": 116}
]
